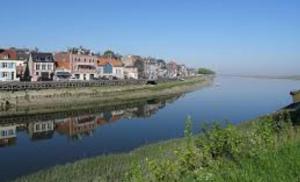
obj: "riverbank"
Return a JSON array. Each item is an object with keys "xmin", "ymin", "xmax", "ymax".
[
  {"xmin": 0, "ymin": 76, "xmax": 212, "ymax": 117},
  {"xmin": 14, "ymin": 107, "xmax": 300, "ymax": 182}
]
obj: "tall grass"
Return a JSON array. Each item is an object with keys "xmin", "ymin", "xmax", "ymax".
[
  {"xmin": 15, "ymin": 112, "xmax": 300, "ymax": 182},
  {"xmin": 127, "ymin": 112, "xmax": 300, "ymax": 182}
]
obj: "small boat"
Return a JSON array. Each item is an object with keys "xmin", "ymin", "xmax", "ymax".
[{"xmin": 290, "ymin": 90, "xmax": 300, "ymax": 103}]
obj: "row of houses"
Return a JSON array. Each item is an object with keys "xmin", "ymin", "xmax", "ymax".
[{"xmin": 0, "ymin": 47, "xmax": 197, "ymax": 82}]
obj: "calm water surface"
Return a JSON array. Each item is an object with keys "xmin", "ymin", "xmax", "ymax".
[{"xmin": 0, "ymin": 76, "xmax": 299, "ymax": 181}]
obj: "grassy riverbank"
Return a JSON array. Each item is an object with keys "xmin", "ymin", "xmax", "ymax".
[
  {"xmin": 15, "ymin": 110, "xmax": 300, "ymax": 182},
  {"xmin": 0, "ymin": 76, "xmax": 212, "ymax": 117}
]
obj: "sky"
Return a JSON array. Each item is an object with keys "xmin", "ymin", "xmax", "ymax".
[{"xmin": 1, "ymin": 0, "xmax": 300, "ymax": 75}]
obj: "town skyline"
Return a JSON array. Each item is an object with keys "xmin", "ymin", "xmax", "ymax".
[{"xmin": 1, "ymin": 0, "xmax": 300, "ymax": 75}]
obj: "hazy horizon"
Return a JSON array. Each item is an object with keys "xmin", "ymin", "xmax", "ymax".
[{"xmin": 1, "ymin": 0, "xmax": 299, "ymax": 75}]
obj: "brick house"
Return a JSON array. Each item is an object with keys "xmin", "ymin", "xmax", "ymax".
[{"xmin": 55, "ymin": 48, "xmax": 98, "ymax": 80}]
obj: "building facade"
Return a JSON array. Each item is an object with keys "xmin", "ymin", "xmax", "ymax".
[
  {"xmin": 0, "ymin": 49, "xmax": 25, "ymax": 81},
  {"xmin": 167, "ymin": 61, "xmax": 178, "ymax": 78},
  {"xmin": 55, "ymin": 48, "xmax": 98, "ymax": 80},
  {"xmin": 28, "ymin": 52, "xmax": 55, "ymax": 81},
  {"xmin": 97, "ymin": 57, "xmax": 124, "ymax": 79},
  {"xmin": 123, "ymin": 66, "xmax": 138, "ymax": 79}
]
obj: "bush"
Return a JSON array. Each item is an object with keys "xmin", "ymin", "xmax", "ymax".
[
  {"xmin": 198, "ymin": 68, "xmax": 215, "ymax": 75},
  {"xmin": 126, "ymin": 115, "xmax": 295, "ymax": 182}
]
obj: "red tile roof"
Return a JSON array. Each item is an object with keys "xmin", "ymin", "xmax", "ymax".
[{"xmin": 0, "ymin": 49, "xmax": 17, "ymax": 59}]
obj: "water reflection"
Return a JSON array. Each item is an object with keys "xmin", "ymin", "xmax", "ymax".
[
  {"xmin": 0, "ymin": 124, "xmax": 17, "ymax": 147},
  {"xmin": 0, "ymin": 95, "xmax": 183, "ymax": 147}
]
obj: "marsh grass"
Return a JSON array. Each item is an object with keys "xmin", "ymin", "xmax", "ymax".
[{"xmin": 15, "ymin": 112, "xmax": 300, "ymax": 182}]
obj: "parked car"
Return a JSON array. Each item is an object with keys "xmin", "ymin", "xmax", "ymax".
[{"xmin": 53, "ymin": 72, "xmax": 72, "ymax": 81}]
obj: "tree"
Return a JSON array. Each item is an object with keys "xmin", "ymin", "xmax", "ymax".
[
  {"xmin": 103, "ymin": 50, "xmax": 116, "ymax": 58},
  {"xmin": 198, "ymin": 68, "xmax": 215, "ymax": 75},
  {"xmin": 23, "ymin": 63, "xmax": 31, "ymax": 82}
]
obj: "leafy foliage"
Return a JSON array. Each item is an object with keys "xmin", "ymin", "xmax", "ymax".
[
  {"xmin": 198, "ymin": 68, "xmax": 215, "ymax": 75},
  {"xmin": 127, "ymin": 113, "xmax": 298, "ymax": 182}
]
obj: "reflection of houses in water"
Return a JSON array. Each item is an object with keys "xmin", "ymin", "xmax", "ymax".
[
  {"xmin": 27, "ymin": 121, "xmax": 54, "ymax": 141},
  {"xmin": 0, "ymin": 95, "xmax": 184, "ymax": 143},
  {"xmin": 137, "ymin": 99, "xmax": 167, "ymax": 118},
  {"xmin": 56, "ymin": 115, "xmax": 97, "ymax": 140},
  {"xmin": 0, "ymin": 124, "xmax": 17, "ymax": 147}
]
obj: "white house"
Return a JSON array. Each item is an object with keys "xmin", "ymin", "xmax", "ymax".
[
  {"xmin": 0, "ymin": 49, "xmax": 25, "ymax": 81},
  {"xmin": 124, "ymin": 66, "xmax": 138, "ymax": 79}
]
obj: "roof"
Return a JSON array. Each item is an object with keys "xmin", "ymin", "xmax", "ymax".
[
  {"xmin": 16, "ymin": 52, "xmax": 30, "ymax": 60},
  {"xmin": 97, "ymin": 57, "xmax": 124, "ymax": 67},
  {"xmin": 0, "ymin": 49, "xmax": 17, "ymax": 59},
  {"xmin": 31, "ymin": 52, "xmax": 54, "ymax": 62},
  {"xmin": 54, "ymin": 52, "xmax": 71, "ymax": 69}
]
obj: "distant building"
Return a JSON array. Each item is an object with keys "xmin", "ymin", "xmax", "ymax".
[
  {"xmin": 28, "ymin": 52, "xmax": 55, "ymax": 81},
  {"xmin": 177, "ymin": 64, "xmax": 188, "ymax": 77},
  {"xmin": 124, "ymin": 66, "xmax": 138, "ymax": 79},
  {"xmin": 144, "ymin": 58, "xmax": 159, "ymax": 80},
  {"xmin": 156, "ymin": 59, "xmax": 168, "ymax": 78},
  {"xmin": 55, "ymin": 47, "xmax": 98, "ymax": 80},
  {"xmin": 122, "ymin": 55, "xmax": 146, "ymax": 79},
  {"xmin": 97, "ymin": 57, "xmax": 124, "ymax": 79},
  {"xmin": 0, "ymin": 49, "xmax": 25, "ymax": 81},
  {"xmin": 70, "ymin": 50, "xmax": 98, "ymax": 80},
  {"xmin": 166, "ymin": 61, "xmax": 178, "ymax": 78}
]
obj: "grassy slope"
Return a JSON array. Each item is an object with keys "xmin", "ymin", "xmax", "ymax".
[
  {"xmin": 214, "ymin": 142, "xmax": 300, "ymax": 182},
  {"xmin": 14, "ymin": 139, "xmax": 184, "ymax": 182},
  {"xmin": 15, "ymin": 115, "xmax": 300, "ymax": 182}
]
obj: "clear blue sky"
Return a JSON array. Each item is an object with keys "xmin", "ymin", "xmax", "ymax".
[{"xmin": 1, "ymin": 0, "xmax": 300, "ymax": 75}]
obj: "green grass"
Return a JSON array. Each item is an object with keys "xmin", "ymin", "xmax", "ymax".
[
  {"xmin": 214, "ymin": 142, "xmax": 300, "ymax": 182},
  {"xmin": 15, "ymin": 112, "xmax": 300, "ymax": 182},
  {"xmin": 14, "ymin": 139, "xmax": 185, "ymax": 182}
]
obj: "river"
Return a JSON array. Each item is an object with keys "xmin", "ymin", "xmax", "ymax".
[{"xmin": 0, "ymin": 76, "xmax": 299, "ymax": 181}]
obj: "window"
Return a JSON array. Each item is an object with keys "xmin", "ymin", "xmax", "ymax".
[
  {"xmin": 36, "ymin": 124, "xmax": 40, "ymax": 131},
  {"xmin": 47, "ymin": 123, "xmax": 52, "ymax": 129},
  {"xmin": 84, "ymin": 58, "xmax": 86, "ymax": 62},
  {"xmin": 2, "ymin": 63, "xmax": 7, "ymax": 68},
  {"xmin": 2, "ymin": 72, "xmax": 8, "ymax": 78},
  {"xmin": 42, "ymin": 124, "xmax": 46, "ymax": 130},
  {"xmin": 2, "ymin": 130, "xmax": 8, "ymax": 136},
  {"xmin": 36, "ymin": 72, "xmax": 39, "ymax": 76},
  {"xmin": 8, "ymin": 129, "xmax": 14, "ymax": 135},
  {"xmin": 48, "ymin": 64, "xmax": 52, "ymax": 70},
  {"xmin": 9, "ymin": 63, "xmax": 14, "ymax": 68},
  {"xmin": 104, "ymin": 64, "xmax": 113, "ymax": 74},
  {"xmin": 42, "ymin": 64, "xmax": 46, "ymax": 70},
  {"xmin": 36, "ymin": 64, "xmax": 40, "ymax": 70}
]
